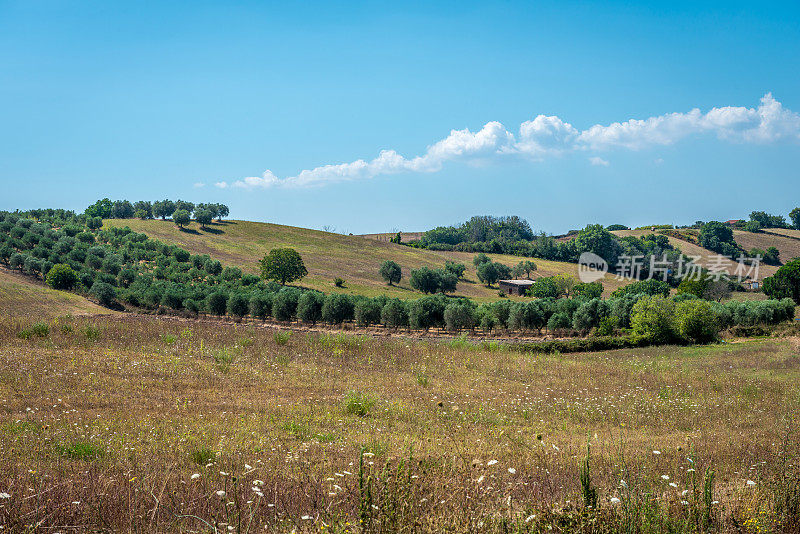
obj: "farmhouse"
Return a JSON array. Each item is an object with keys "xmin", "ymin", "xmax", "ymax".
[{"xmin": 498, "ymin": 279, "xmax": 534, "ymax": 296}]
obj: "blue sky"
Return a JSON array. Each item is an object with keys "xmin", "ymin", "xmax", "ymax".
[{"xmin": 1, "ymin": 1, "xmax": 799, "ymax": 234}]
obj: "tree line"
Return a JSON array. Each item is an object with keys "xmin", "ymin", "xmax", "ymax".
[{"xmin": 84, "ymin": 198, "xmax": 229, "ymax": 229}]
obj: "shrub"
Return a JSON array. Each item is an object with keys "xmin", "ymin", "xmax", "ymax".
[
  {"xmin": 45, "ymin": 263, "xmax": 77, "ymax": 290},
  {"xmin": 57, "ymin": 441, "xmax": 105, "ymax": 460},
  {"xmin": 611, "ymin": 279, "xmax": 671, "ymax": 298},
  {"xmin": 18, "ymin": 322, "xmax": 49, "ymax": 339},
  {"xmin": 675, "ymin": 300, "xmax": 720, "ymax": 343},
  {"xmin": 90, "ymin": 281, "xmax": 116, "ymax": 307},
  {"xmin": 334, "ymin": 277, "xmax": 345, "ymax": 287},
  {"xmin": 84, "ymin": 326, "xmax": 101, "ymax": 341},
  {"xmin": 547, "ymin": 312, "xmax": 572, "ymax": 331},
  {"xmin": 763, "ymin": 259, "xmax": 800, "ymax": 304},
  {"xmin": 273, "ymin": 331, "xmax": 291, "ymax": 346},
  {"xmin": 189, "ymin": 447, "xmax": 216, "ymax": 466},
  {"xmin": 630, "ymin": 295, "xmax": 676, "ymax": 343},
  {"xmin": 572, "ymin": 299, "xmax": 610, "ymax": 333},
  {"xmin": 204, "ymin": 258, "xmax": 223, "ymax": 275}
]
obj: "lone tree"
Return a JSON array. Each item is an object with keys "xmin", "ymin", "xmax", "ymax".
[
  {"xmin": 46, "ymin": 263, "xmax": 77, "ymax": 290},
  {"xmin": 260, "ymin": 248, "xmax": 308, "ymax": 285},
  {"xmin": 172, "ymin": 209, "xmax": 191, "ymax": 229},
  {"xmin": 379, "ymin": 260, "xmax": 402, "ymax": 285}
]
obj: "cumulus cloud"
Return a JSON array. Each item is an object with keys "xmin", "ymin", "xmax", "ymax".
[{"xmin": 215, "ymin": 93, "xmax": 800, "ymax": 189}]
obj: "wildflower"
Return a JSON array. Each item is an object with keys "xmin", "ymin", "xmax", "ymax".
[
  {"xmin": 301, "ymin": 515, "xmax": 312, "ymax": 520},
  {"xmin": 661, "ymin": 475, "xmax": 670, "ymax": 480},
  {"xmin": 0, "ymin": 493, "xmax": 10, "ymax": 499},
  {"xmin": 253, "ymin": 479, "xmax": 264, "ymax": 487},
  {"xmin": 244, "ymin": 463, "xmax": 253, "ymax": 470},
  {"xmin": 487, "ymin": 460, "xmax": 498, "ymax": 466},
  {"xmin": 191, "ymin": 473, "xmax": 201, "ymax": 480},
  {"xmin": 525, "ymin": 514, "xmax": 536, "ymax": 522},
  {"xmin": 216, "ymin": 490, "xmax": 227, "ymax": 498},
  {"xmin": 342, "ymin": 471, "xmax": 352, "ymax": 476},
  {"xmin": 747, "ymin": 480, "xmax": 756, "ymax": 486},
  {"xmin": 610, "ymin": 497, "xmax": 620, "ymax": 504},
  {"xmin": 653, "ymin": 450, "xmax": 661, "ymax": 455},
  {"xmin": 363, "ymin": 452, "xmax": 374, "ymax": 458},
  {"xmin": 712, "ymin": 500, "xmax": 719, "ymax": 505},
  {"xmin": 619, "ymin": 479, "xmax": 628, "ymax": 488},
  {"xmin": 681, "ymin": 500, "xmax": 689, "ymax": 505},
  {"xmin": 669, "ymin": 482, "xmax": 678, "ymax": 488},
  {"xmin": 219, "ymin": 471, "xmax": 229, "ymax": 476},
  {"xmin": 508, "ymin": 468, "xmax": 516, "ymax": 474},
  {"xmin": 476, "ymin": 475, "xmax": 485, "ymax": 483},
  {"xmin": 681, "ymin": 489, "xmax": 689, "ymax": 496}
]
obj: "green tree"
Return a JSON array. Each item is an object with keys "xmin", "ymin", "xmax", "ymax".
[
  {"xmin": 111, "ymin": 200, "xmax": 134, "ymax": 219},
  {"xmin": 630, "ymin": 295, "xmax": 676, "ymax": 343},
  {"xmin": 90, "ymin": 281, "xmax": 117, "ymax": 307},
  {"xmin": 443, "ymin": 300, "xmax": 477, "ymax": 331},
  {"xmin": 322, "ymin": 293, "xmax": 354, "ymax": 324},
  {"xmin": 381, "ymin": 299, "xmax": 408, "ymax": 329},
  {"xmin": 227, "ymin": 293, "xmax": 250, "ymax": 320},
  {"xmin": 195, "ymin": 209, "xmax": 213, "ymax": 229},
  {"xmin": 379, "ymin": 260, "xmax": 402, "ymax": 285},
  {"xmin": 410, "ymin": 267, "xmax": 441, "ymax": 294},
  {"xmin": 354, "ymin": 298, "xmax": 383, "ymax": 326},
  {"xmin": 45, "ymin": 263, "xmax": 77, "ymax": 290},
  {"xmin": 205, "ymin": 292, "xmax": 228, "ymax": 316},
  {"xmin": 473, "ymin": 253, "xmax": 491, "ymax": 267},
  {"xmin": 297, "ymin": 291, "xmax": 324, "ymax": 324},
  {"xmin": 153, "ymin": 200, "xmax": 176, "ymax": 220},
  {"xmin": 763, "ymin": 259, "xmax": 800, "ymax": 304},
  {"xmin": 444, "ymin": 261, "xmax": 466, "ymax": 280},
  {"xmin": 675, "ymin": 300, "xmax": 720, "ymax": 343},
  {"xmin": 260, "ymin": 248, "xmax": 308, "ymax": 285},
  {"xmin": 272, "ymin": 289, "xmax": 301, "ymax": 321},
  {"xmin": 172, "ymin": 209, "xmax": 190, "ymax": 229},
  {"xmin": 85, "ymin": 198, "xmax": 113, "ymax": 219},
  {"xmin": 790, "ymin": 208, "xmax": 800, "ymax": 230},
  {"xmin": 573, "ymin": 281, "xmax": 603, "ymax": 299}
]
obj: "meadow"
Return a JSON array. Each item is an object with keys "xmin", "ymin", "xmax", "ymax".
[{"xmin": 2, "ymin": 312, "xmax": 799, "ymax": 532}]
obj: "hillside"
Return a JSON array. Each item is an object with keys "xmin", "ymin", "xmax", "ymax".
[
  {"xmin": 611, "ymin": 229, "xmax": 781, "ymax": 277},
  {"xmin": 103, "ymin": 219, "xmax": 630, "ymax": 300},
  {"xmin": 733, "ymin": 229, "xmax": 800, "ymax": 265},
  {"xmin": 0, "ymin": 269, "xmax": 114, "ymax": 318}
]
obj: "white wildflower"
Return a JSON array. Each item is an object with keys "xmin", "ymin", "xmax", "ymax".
[
  {"xmin": 747, "ymin": 480, "xmax": 756, "ymax": 486},
  {"xmin": 216, "ymin": 490, "xmax": 227, "ymax": 498},
  {"xmin": 653, "ymin": 450, "xmax": 661, "ymax": 455},
  {"xmin": 0, "ymin": 493, "xmax": 9, "ymax": 499},
  {"xmin": 610, "ymin": 497, "xmax": 620, "ymax": 504},
  {"xmin": 508, "ymin": 468, "xmax": 516, "ymax": 474},
  {"xmin": 487, "ymin": 460, "xmax": 498, "ymax": 466},
  {"xmin": 661, "ymin": 475, "xmax": 670, "ymax": 480},
  {"xmin": 190, "ymin": 473, "xmax": 201, "ymax": 480}
]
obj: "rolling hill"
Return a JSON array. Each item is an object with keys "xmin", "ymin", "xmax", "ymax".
[
  {"xmin": 103, "ymin": 219, "xmax": 631, "ymax": 301},
  {"xmin": 0, "ymin": 269, "xmax": 114, "ymax": 319}
]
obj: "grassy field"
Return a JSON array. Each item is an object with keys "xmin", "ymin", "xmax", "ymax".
[
  {"xmin": 0, "ymin": 268, "xmax": 113, "ymax": 319},
  {"xmin": 1, "ymin": 313, "xmax": 799, "ymax": 532},
  {"xmin": 733, "ymin": 229, "xmax": 800, "ymax": 266},
  {"xmin": 104, "ymin": 219, "xmax": 631, "ymax": 300}
]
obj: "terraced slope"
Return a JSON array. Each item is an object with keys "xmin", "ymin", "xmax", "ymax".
[{"xmin": 104, "ymin": 219, "xmax": 630, "ymax": 300}]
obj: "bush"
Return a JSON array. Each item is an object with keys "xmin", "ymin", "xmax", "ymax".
[
  {"xmin": 509, "ymin": 301, "xmax": 546, "ymax": 332},
  {"xmin": 18, "ymin": 322, "xmax": 49, "ymax": 339},
  {"xmin": 572, "ymin": 299, "xmax": 610, "ymax": 333},
  {"xmin": 45, "ymin": 263, "xmax": 77, "ymax": 290},
  {"xmin": 611, "ymin": 279, "xmax": 671, "ymax": 299},
  {"xmin": 90, "ymin": 281, "xmax": 116, "ymax": 307},
  {"xmin": 333, "ymin": 277, "xmax": 345, "ymax": 288},
  {"xmin": 763, "ymin": 259, "xmax": 800, "ymax": 304},
  {"xmin": 630, "ymin": 295, "xmax": 676, "ymax": 343},
  {"xmin": 675, "ymin": 300, "xmax": 720, "ymax": 343}
]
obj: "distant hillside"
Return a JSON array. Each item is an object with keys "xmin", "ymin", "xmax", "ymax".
[
  {"xmin": 732, "ymin": 229, "xmax": 800, "ymax": 266},
  {"xmin": 104, "ymin": 219, "xmax": 630, "ymax": 300},
  {"xmin": 0, "ymin": 269, "xmax": 113, "ymax": 319}
]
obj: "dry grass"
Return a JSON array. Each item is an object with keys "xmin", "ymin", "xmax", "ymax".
[
  {"xmin": 0, "ymin": 269, "xmax": 114, "ymax": 319},
  {"xmin": 733, "ymin": 230, "xmax": 800, "ymax": 265},
  {"xmin": 1, "ymin": 312, "xmax": 799, "ymax": 532},
  {"xmin": 104, "ymin": 219, "xmax": 631, "ymax": 301}
]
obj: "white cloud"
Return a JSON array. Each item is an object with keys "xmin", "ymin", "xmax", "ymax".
[
  {"xmin": 193, "ymin": 182, "xmax": 205, "ymax": 188},
  {"xmin": 217, "ymin": 93, "xmax": 800, "ymax": 189}
]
